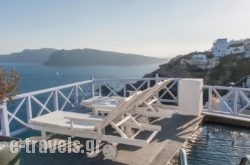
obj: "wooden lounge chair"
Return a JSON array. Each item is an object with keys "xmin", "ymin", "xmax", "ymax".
[
  {"xmin": 27, "ymin": 90, "xmax": 161, "ymax": 160},
  {"xmin": 133, "ymin": 79, "xmax": 175, "ymax": 119},
  {"xmin": 81, "ymin": 79, "xmax": 174, "ymax": 119}
]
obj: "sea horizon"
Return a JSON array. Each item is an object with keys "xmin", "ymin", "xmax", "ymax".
[{"xmin": 0, "ymin": 62, "xmax": 163, "ymax": 93}]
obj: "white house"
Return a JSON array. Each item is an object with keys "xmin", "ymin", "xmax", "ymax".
[
  {"xmin": 212, "ymin": 39, "xmax": 230, "ymax": 58},
  {"xmin": 228, "ymin": 42, "xmax": 245, "ymax": 54},
  {"xmin": 212, "ymin": 38, "xmax": 248, "ymax": 58},
  {"xmin": 180, "ymin": 54, "xmax": 218, "ymax": 70},
  {"xmin": 191, "ymin": 54, "xmax": 208, "ymax": 65}
]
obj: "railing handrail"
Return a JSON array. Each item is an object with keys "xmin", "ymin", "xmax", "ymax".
[
  {"xmin": 93, "ymin": 77, "xmax": 181, "ymax": 82},
  {"xmin": 12, "ymin": 80, "xmax": 94, "ymax": 99},
  {"xmin": 203, "ymin": 85, "xmax": 250, "ymax": 91},
  {"xmin": 12, "ymin": 78, "xmax": 165, "ymax": 99},
  {"xmin": 12, "ymin": 77, "xmax": 180, "ymax": 100}
]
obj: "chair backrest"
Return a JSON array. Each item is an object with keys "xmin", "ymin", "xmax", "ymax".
[
  {"xmin": 137, "ymin": 79, "xmax": 172, "ymax": 105},
  {"xmin": 100, "ymin": 79, "xmax": 172, "ymax": 128},
  {"xmin": 101, "ymin": 90, "xmax": 145, "ymax": 128},
  {"xmin": 151, "ymin": 79, "xmax": 172, "ymax": 94}
]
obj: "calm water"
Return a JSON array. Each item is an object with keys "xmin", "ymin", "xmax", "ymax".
[
  {"xmin": 185, "ymin": 122, "xmax": 250, "ymax": 165},
  {"xmin": 0, "ymin": 63, "xmax": 162, "ymax": 93}
]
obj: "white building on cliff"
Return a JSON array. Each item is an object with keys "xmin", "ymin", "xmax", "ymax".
[
  {"xmin": 191, "ymin": 54, "xmax": 208, "ymax": 65},
  {"xmin": 212, "ymin": 38, "xmax": 246, "ymax": 58},
  {"xmin": 211, "ymin": 38, "xmax": 230, "ymax": 58}
]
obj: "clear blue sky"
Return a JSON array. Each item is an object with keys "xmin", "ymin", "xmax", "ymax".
[{"xmin": 0, "ymin": 0, "xmax": 250, "ymax": 57}]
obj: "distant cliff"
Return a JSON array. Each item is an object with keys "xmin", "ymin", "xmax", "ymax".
[
  {"xmin": 144, "ymin": 53, "xmax": 250, "ymax": 85},
  {"xmin": 44, "ymin": 49, "xmax": 165, "ymax": 66},
  {"xmin": 0, "ymin": 48, "xmax": 57, "ymax": 63}
]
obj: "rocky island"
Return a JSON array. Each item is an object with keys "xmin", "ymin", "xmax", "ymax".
[
  {"xmin": 44, "ymin": 48, "xmax": 165, "ymax": 66},
  {"xmin": 0, "ymin": 48, "xmax": 57, "ymax": 63}
]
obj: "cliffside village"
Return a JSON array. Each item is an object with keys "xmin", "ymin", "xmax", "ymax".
[{"xmin": 180, "ymin": 38, "xmax": 250, "ymax": 70}]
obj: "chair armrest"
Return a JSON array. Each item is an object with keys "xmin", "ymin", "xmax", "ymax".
[
  {"xmin": 64, "ymin": 116, "xmax": 104, "ymax": 124},
  {"xmin": 65, "ymin": 116, "xmax": 104, "ymax": 135}
]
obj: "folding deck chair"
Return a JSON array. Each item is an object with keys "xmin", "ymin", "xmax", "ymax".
[
  {"xmin": 81, "ymin": 79, "xmax": 174, "ymax": 120},
  {"xmin": 133, "ymin": 79, "xmax": 175, "ymax": 119},
  {"xmin": 27, "ymin": 90, "xmax": 161, "ymax": 160}
]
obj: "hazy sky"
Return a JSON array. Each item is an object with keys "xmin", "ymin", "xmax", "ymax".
[{"xmin": 0, "ymin": 0, "xmax": 250, "ymax": 57}]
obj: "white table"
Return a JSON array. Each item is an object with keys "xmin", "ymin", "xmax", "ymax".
[{"xmin": 81, "ymin": 96, "xmax": 124, "ymax": 115}]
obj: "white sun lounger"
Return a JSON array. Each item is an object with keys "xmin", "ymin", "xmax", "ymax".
[
  {"xmin": 27, "ymin": 90, "xmax": 161, "ymax": 160},
  {"xmin": 133, "ymin": 79, "xmax": 174, "ymax": 118}
]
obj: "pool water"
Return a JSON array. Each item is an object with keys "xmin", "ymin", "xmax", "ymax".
[{"xmin": 185, "ymin": 123, "xmax": 250, "ymax": 165}]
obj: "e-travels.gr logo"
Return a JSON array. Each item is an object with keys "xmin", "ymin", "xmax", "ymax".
[{"xmin": 6, "ymin": 137, "xmax": 100, "ymax": 154}]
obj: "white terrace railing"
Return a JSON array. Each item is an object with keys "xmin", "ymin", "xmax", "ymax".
[
  {"xmin": 203, "ymin": 85, "xmax": 250, "ymax": 118},
  {"xmin": 0, "ymin": 77, "xmax": 179, "ymax": 137}
]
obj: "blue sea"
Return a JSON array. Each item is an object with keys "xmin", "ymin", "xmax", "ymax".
[{"xmin": 0, "ymin": 63, "xmax": 162, "ymax": 93}]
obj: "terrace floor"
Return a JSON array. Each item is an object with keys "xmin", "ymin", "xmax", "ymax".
[{"xmin": 20, "ymin": 110, "xmax": 203, "ymax": 165}]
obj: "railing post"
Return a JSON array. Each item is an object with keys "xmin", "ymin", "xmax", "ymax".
[
  {"xmin": 155, "ymin": 74, "xmax": 160, "ymax": 99},
  {"xmin": 0, "ymin": 102, "xmax": 10, "ymax": 136},
  {"xmin": 74, "ymin": 86, "xmax": 79, "ymax": 106},
  {"xmin": 53, "ymin": 90, "xmax": 59, "ymax": 110},
  {"xmin": 234, "ymin": 88, "xmax": 239, "ymax": 114},
  {"xmin": 179, "ymin": 79, "xmax": 203, "ymax": 116},
  {"xmin": 208, "ymin": 87, "xmax": 212, "ymax": 111},
  {"xmin": 155, "ymin": 73, "xmax": 160, "ymax": 83},
  {"xmin": 91, "ymin": 75, "xmax": 95, "ymax": 97},
  {"xmin": 26, "ymin": 96, "xmax": 32, "ymax": 120}
]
